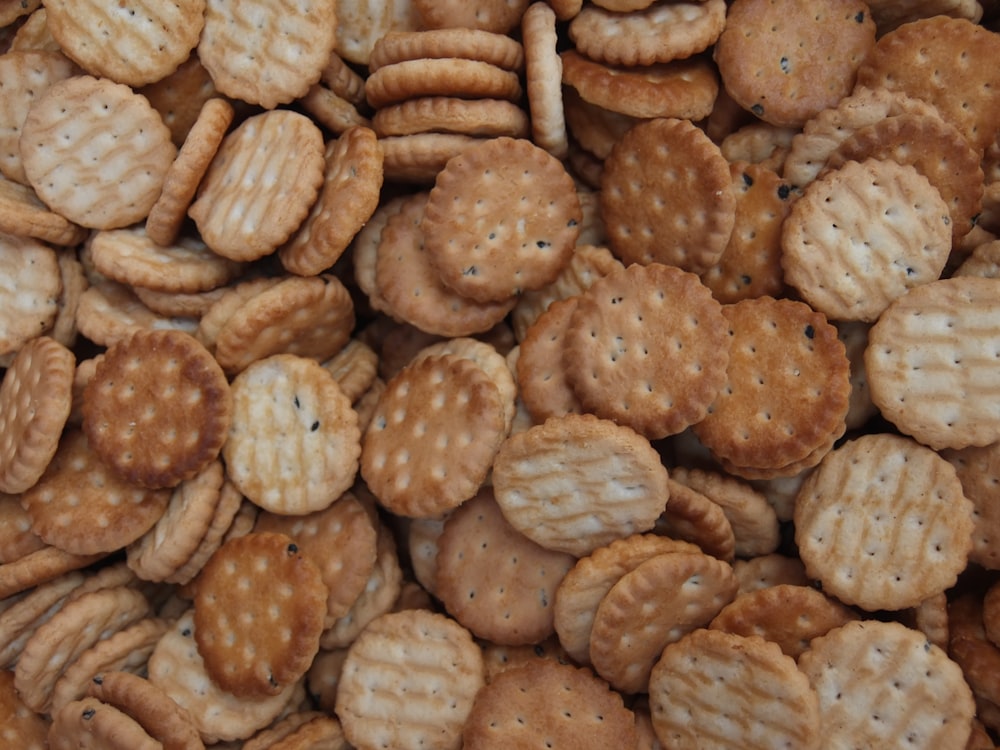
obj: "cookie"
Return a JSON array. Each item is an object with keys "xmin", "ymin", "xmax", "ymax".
[
  {"xmin": 369, "ymin": 28, "xmax": 525, "ymax": 72},
  {"xmin": 20, "ymin": 74, "xmax": 176, "ymax": 229},
  {"xmin": 941, "ymin": 441, "xmax": 1000, "ymax": 570},
  {"xmin": 562, "ymin": 262, "xmax": 730, "ymax": 439},
  {"xmin": 82, "ymin": 329, "xmax": 232, "ymax": 489},
  {"xmin": 655, "ymin": 477, "xmax": 737, "ymax": 562},
  {"xmin": 48, "ymin": 696, "xmax": 161, "ymax": 750},
  {"xmin": 865, "ymin": 276, "xmax": 1000, "ymax": 450},
  {"xmin": 794, "ymin": 432, "xmax": 973, "ymax": 611},
  {"xmin": 515, "ymin": 295, "xmax": 585, "ymax": 422},
  {"xmin": 0, "ymin": 669, "xmax": 48, "ymax": 749},
  {"xmin": 334, "ymin": 0, "xmax": 422, "ymax": 66},
  {"xmin": 599, "ymin": 117, "xmax": 735, "ymax": 273},
  {"xmin": 365, "ymin": 58, "xmax": 523, "ymax": 110},
  {"xmin": 0, "ymin": 232, "xmax": 61, "ymax": 356},
  {"xmin": 413, "ymin": 0, "xmax": 528, "ymax": 33},
  {"xmin": 714, "ymin": 0, "xmax": 876, "ymax": 127},
  {"xmin": 491, "ymin": 413, "xmax": 670, "ymax": 556},
  {"xmin": 0, "ymin": 174, "xmax": 88, "ymax": 246},
  {"xmin": 421, "ymin": 136, "xmax": 581, "ymax": 303},
  {"xmin": 522, "ymin": 2, "xmax": 568, "ymax": 159}
]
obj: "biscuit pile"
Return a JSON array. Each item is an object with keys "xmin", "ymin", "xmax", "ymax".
[{"xmin": 2, "ymin": 0, "xmax": 1000, "ymax": 748}]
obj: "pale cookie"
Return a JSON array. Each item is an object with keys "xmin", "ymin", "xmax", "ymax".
[
  {"xmin": 782, "ymin": 158, "xmax": 951, "ymax": 322},
  {"xmin": 0, "ymin": 569, "xmax": 88, "ymax": 669},
  {"xmin": 515, "ymin": 296, "xmax": 585, "ymax": 423},
  {"xmin": 336, "ymin": 608, "xmax": 485, "ymax": 750},
  {"xmin": 8, "ymin": 7, "xmax": 59, "ymax": 53},
  {"xmin": 942, "ymin": 441, "xmax": 1000, "ymax": 570},
  {"xmin": 553, "ymin": 533, "xmax": 701, "ymax": 666},
  {"xmin": 522, "ymin": 2, "xmax": 568, "ymax": 159},
  {"xmin": 87, "ymin": 671, "xmax": 204, "ymax": 750},
  {"xmin": 0, "ymin": 336, "xmax": 74, "ymax": 494},
  {"xmin": 365, "ymin": 58, "xmax": 523, "ymax": 109},
  {"xmin": 279, "ymin": 126, "xmax": 384, "ymax": 277},
  {"xmin": 0, "ymin": 231, "xmax": 61, "ymax": 356},
  {"xmin": 709, "ymin": 584, "xmax": 858, "ymax": 659},
  {"xmin": 379, "ymin": 132, "xmax": 484, "ymax": 184},
  {"xmin": 462, "ymin": 659, "xmax": 638, "ymax": 749},
  {"xmin": 194, "ymin": 532, "xmax": 327, "ymax": 698},
  {"xmin": 48, "ymin": 696, "xmax": 161, "ymax": 750},
  {"xmin": 561, "ymin": 50, "xmax": 719, "ymax": 121},
  {"xmin": 0, "ymin": 49, "xmax": 78, "ymax": 185},
  {"xmin": 20, "ymin": 74, "xmax": 176, "ymax": 229},
  {"xmin": 492, "ymin": 413, "xmax": 670, "ymax": 556},
  {"xmin": 714, "ymin": 0, "xmax": 876, "ymax": 127},
  {"xmin": 137, "ymin": 54, "xmax": 220, "ymax": 147},
  {"xmin": 478, "ymin": 636, "xmax": 571, "ymax": 685},
  {"xmin": 253, "ymin": 491, "xmax": 379, "ymax": 626},
  {"xmin": 194, "ymin": 276, "xmax": 282, "ymax": 355},
  {"xmin": 434, "ymin": 488, "xmax": 576, "ymax": 645},
  {"xmin": 243, "ymin": 711, "xmax": 346, "ymax": 750},
  {"xmin": 374, "ymin": 191, "xmax": 518, "ymax": 337},
  {"xmin": 371, "ymin": 96, "xmax": 530, "ymax": 139},
  {"xmin": 719, "ymin": 122, "xmax": 797, "ymax": 173},
  {"xmin": 15, "ymin": 585, "xmax": 151, "ymax": 714},
  {"xmin": 0, "ymin": 547, "xmax": 104, "ymax": 601},
  {"xmin": 88, "ymin": 225, "xmax": 245, "ymax": 296},
  {"xmin": 600, "ymin": 117, "xmax": 735, "ymax": 273},
  {"xmin": 368, "ymin": 28, "xmax": 525, "ymax": 72},
  {"xmin": 147, "ymin": 610, "xmax": 300, "ymax": 744},
  {"xmin": 335, "ymin": 0, "xmax": 422, "ymax": 66},
  {"xmin": 421, "ymin": 136, "xmax": 581, "ymax": 302},
  {"xmin": 732, "ymin": 553, "xmax": 810, "ymax": 594},
  {"xmin": 0, "ymin": 491, "xmax": 46, "ymax": 564},
  {"xmin": 562, "ymin": 86, "xmax": 644, "ymax": 161},
  {"xmin": 82, "ymin": 329, "xmax": 232, "ymax": 489},
  {"xmin": 125, "ymin": 459, "xmax": 227, "ymax": 583},
  {"xmin": 562, "ymin": 262, "xmax": 730, "ymax": 439},
  {"xmin": 320, "ymin": 339, "xmax": 379, "ymax": 403},
  {"xmin": 210, "ymin": 274, "xmax": 356, "ymax": 376},
  {"xmin": 649, "ymin": 629, "xmax": 822, "ymax": 750},
  {"xmin": 0, "ymin": 669, "xmax": 47, "ymax": 749},
  {"xmin": 865, "ymin": 276, "xmax": 1000, "ymax": 450},
  {"xmin": 74, "ymin": 279, "xmax": 200, "ymax": 349},
  {"xmin": 692, "ymin": 296, "xmax": 851, "ymax": 472},
  {"xmin": 300, "ymin": 82, "xmax": 371, "ymax": 136},
  {"xmin": 413, "ymin": 0, "xmax": 528, "ymax": 33},
  {"xmin": 145, "ymin": 97, "xmax": 235, "ymax": 247},
  {"xmin": 670, "ymin": 467, "xmax": 780, "ymax": 558},
  {"xmin": 855, "ymin": 16, "xmax": 1000, "ymax": 152},
  {"xmin": 198, "ymin": 0, "xmax": 336, "ymax": 109},
  {"xmin": 589, "ymin": 550, "xmax": 738, "ymax": 693},
  {"xmin": 569, "ymin": 0, "xmax": 726, "ymax": 67},
  {"xmin": 21, "ymin": 428, "xmax": 170, "ymax": 555},
  {"xmin": 164, "ymin": 478, "xmax": 245, "ymax": 586},
  {"xmin": 825, "ymin": 113, "xmax": 984, "ymax": 244},
  {"xmin": 0, "ymin": 174, "xmax": 88, "ymax": 246},
  {"xmin": 361, "ymin": 353, "xmax": 506, "ymax": 517},
  {"xmin": 794, "ymin": 432, "xmax": 973, "ymax": 611},
  {"xmin": 700, "ymin": 161, "xmax": 796, "ymax": 304},
  {"xmin": 224, "ymin": 354, "xmax": 361, "ymax": 515},
  {"xmin": 655, "ymin": 477, "xmax": 737, "ymax": 562},
  {"xmin": 188, "ymin": 109, "xmax": 326, "ymax": 262},
  {"xmin": 799, "ymin": 620, "xmax": 975, "ymax": 749}
]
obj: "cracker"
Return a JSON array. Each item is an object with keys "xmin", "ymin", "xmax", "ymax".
[
  {"xmin": 700, "ymin": 161, "xmax": 795, "ymax": 304},
  {"xmin": 320, "ymin": 338, "xmax": 379, "ymax": 404},
  {"xmin": 0, "ymin": 492, "xmax": 46, "ymax": 564},
  {"xmin": 942, "ymin": 441, "xmax": 1000, "ymax": 570},
  {"xmin": 648, "ymin": 629, "xmax": 822, "ymax": 749},
  {"xmin": 562, "ymin": 86, "xmax": 644, "ymax": 162},
  {"xmin": 553, "ymin": 534, "xmax": 701, "ymax": 666},
  {"xmin": 692, "ymin": 296, "xmax": 851, "ymax": 472},
  {"xmin": 462, "ymin": 659, "xmax": 638, "ymax": 749},
  {"xmin": 855, "ymin": 15, "xmax": 1000, "ymax": 152},
  {"xmin": 334, "ymin": 0, "xmax": 422, "ymax": 66},
  {"xmin": 75, "ymin": 278, "xmax": 200, "ymax": 349},
  {"xmin": 0, "ymin": 231, "xmax": 61, "ymax": 356},
  {"xmin": 136, "ymin": 53, "xmax": 220, "ymax": 147},
  {"xmin": 562, "ymin": 262, "xmax": 730, "ymax": 439},
  {"xmin": 794, "ymin": 432, "xmax": 973, "ymax": 611},
  {"xmin": 720, "ymin": 122, "xmax": 797, "ymax": 173},
  {"xmin": 49, "ymin": 696, "xmax": 161, "ymax": 750},
  {"xmin": 82, "ymin": 329, "xmax": 232, "ymax": 489},
  {"xmin": 279, "ymin": 125, "xmax": 384, "ymax": 277},
  {"xmin": 434, "ymin": 488, "xmax": 576, "ymax": 645},
  {"xmin": 87, "ymin": 671, "xmax": 204, "ymax": 750},
  {"xmin": 421, "ymin": 136, "xmax": 581, "ymax": 303},
  {"xmin": 369, "ymin": 29, "xmax": 525, "ymax": 72},
  {"xmin": 0, "ymin": 49, "xmax": 78, "ymax": 186},
  {"xmin": 20, "ymin": 74, "xmax": 176, "ymax": 230},
  {"xmin": 865, "ymin": 276, "xmax": 1000, "ymax": 450},
  {"xmin": 0, "ymin": 669, "xmax": 48, "ymax": 749},
  {"xmin": 0, "ymin": 174, "xmax": 88, "ymax": 246},
  {"xmin": 0, "ymin": 336, "xmax": 74, "ymax": 494},
  {"xmin": 516, "ymin": 296, "xmax": 585, "ymax": 422},
  {"xmin": 413, "ymin": 0, "xmax": 528, "ymax": 33},
  {"xmin": 147, "ymin": 610, "xmax": 300, "ymax": 744},
  {"xmin": 732, "ymin": 552, "xmax": 810, "ymax": 595},
  {"xmin": 188, "ymin": 109, "xmax": 326, "ymax": 262},
  {"xmin": 522, "ymin": 2, "xmax": 568, "ymax": 159},
  {"xmin": 589, "ymin": 550, "xmax": 738, "ymax": 693},
  {"xmin": 799, "ymin": 620, "xmax": 975, "ymax": 749},
  {"xmin": 224, "ymin": 353, "xmax": 361, "ymax": 515},
  {"xmin": 21, "ymin": 428, "xmax": 170, "ymax": 555},
  {"xmin": 372, "ymin": 96, "xmax": 530, "ymax": 139},
  {"xmin": 365, "ymin": 58, "xmax": 523, "ymax": 110},
  {"xmin": 560, "ymin": 50, "xmax": 719, "ymax": 121},
  {"xmin": 15, "ymin": 585, "xmax": 151, "ymax": 714},
  {"xmin": 491, "ymin": 413, "xmax": 670, "ymax": 556},
  {"xmin": 361, "ymin": 353, "xmax": 506, "ymax": 517},
  {"xmin": 145, "ymin": 97, "xmax": 235, "ymax": 248},
  {"xmin": 655, "ymin": 477, "xmax": 737, "ymax": 562},
  {"xmin": 164, "ymin": 478, "xmax": 245, "ymax": 586},
  {"xmin": 43, "ymin": 0, "xmax": 203, "ymax": 87},
  {"xmin": 299, "ymin": 80, "xmax": 372, "ymax": 136},
  {"xmin": 374, "ymin": 191, "xmax": 518, "ymax": 337},
  {"xmin": 600, "ymin": 117, "xmax": 735, "ymax": 273},
  {"xmin": 713, "ymin": 0, "xmax": 876, "ymax": 127},
  {"xmin": 568, "ymin": 0, "xmax": 726, "ymax": 67},
  {"xmin": 198, "ymin": 0, "xmax": 336, "ymax": 108},
  {"xmin": 379, "ymin": 132, "xmax": 484, "ymax": 184},
  {"xmin": 253, "ymin": 491, "xmax": 379, "ymax": 626},
  {"xmin": 709, "ymin": 583, "xmax": 858, "ymax": 659},
  {"xmin": 194, "ymin": 531, "xmax": 327, "ymax": 698}
]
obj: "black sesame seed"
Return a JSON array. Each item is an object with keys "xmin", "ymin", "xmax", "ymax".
[{"xmin": 804, "ymin": 325, "xmax": 815, "ymax": 339}]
